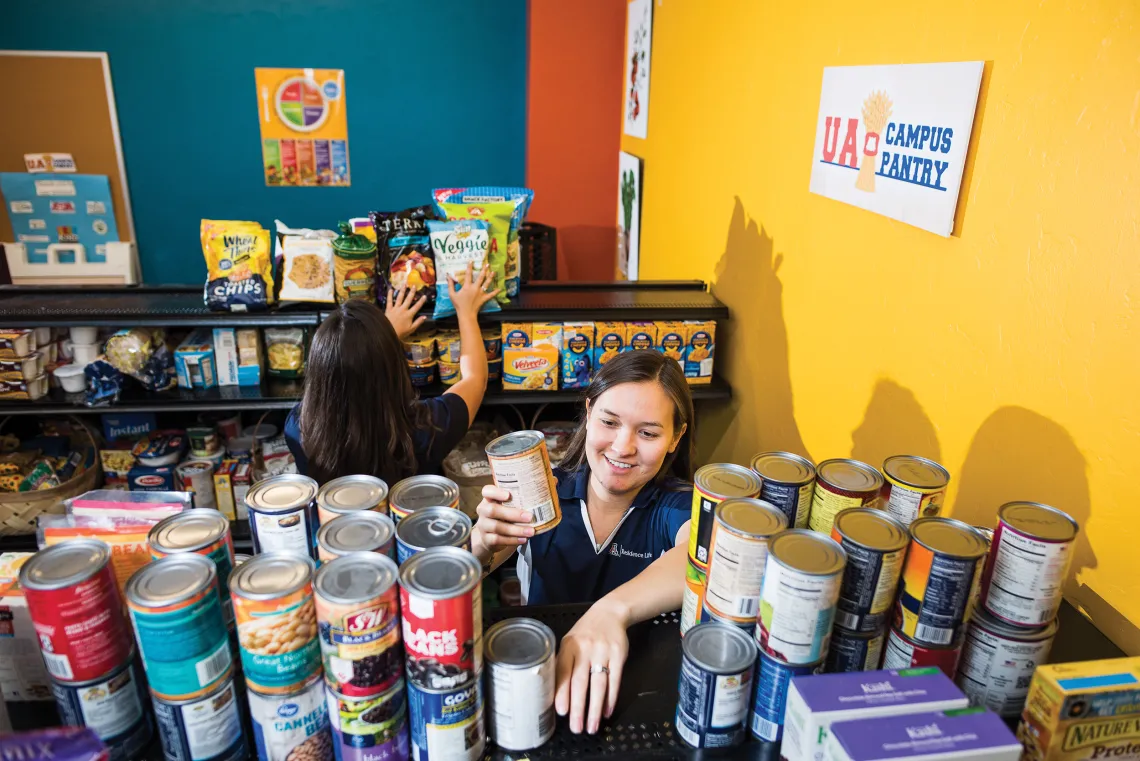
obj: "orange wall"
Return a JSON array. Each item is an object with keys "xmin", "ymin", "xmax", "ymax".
[{"xmin": 526, "ymin": 0, "xmax": 624, "ymax": 280}]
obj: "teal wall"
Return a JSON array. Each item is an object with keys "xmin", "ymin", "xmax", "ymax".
[{"xmin": 0, "ymin": 0, "xmax": 528, "ymax": 284}]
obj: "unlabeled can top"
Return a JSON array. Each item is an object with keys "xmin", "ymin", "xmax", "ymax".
[
  {"xmin": 910, "ymin": 517, "xmax": 989, "ymax": 559},
  {"xmin": 389, "ymin": 475, "xmax": 460, "ymax": 512},
  {"xmin": 694, "ymin": 463, "xmax": 762, "ymax": 500},
  {"xmin": 314, "ymin": 552, "xmax": 398, "ymax": 605},
  {"xmin": 486, "ymin": 430, "xmax": 544, "ymax": 457},
  {"xmin": 396, "ymin": 507, "xmax": 472, "ymax": 550},
  {"xmin": 882, "ymin": 455, "xmax": 950, "ymax": 490},
  {"xmin": 317, "ymin": 512, "xmax": 395, "ymax": 554},
  {"xmin": 229, "ymin": 552, "xmax": 314, "ymax": 599},
  {"xmin": 715, "ymin": 498, "xmax": 787, "ymax": 538},
  {"xmin": 971, "ymin": 605, "xmax": 1059, "ymax": 642},
  {"xmin": 485, "ymin": 618, "xmax": 556, "ymax": 669},
  {"xmin": 245, "ymin": 474, "xmax": 318, "ymax": 515},
  {"xmin": 768, "ymin": 529, "xmax": 847, "ymax": 576},
  {"xmin": 682, "ymin": 622, "xmax": 757, "ymax": 675},
  {"xmin": 317, "ymin": 475, "xmax": 389, "ymax": 513},
  {"xmin": 126, "ymin": 553, "xmax": 216, "ymax": 608},
  {"xmin": 998, "ymin": 501, "xmax": 1079, "ymax": 542},
  {"xmin": 149, "ymin": 509, "xmax": 229, "ymax": 554},
  {"xmin": 817, "ymin": 459, "xmax": 884, "ymax": 493},
  {"xmin": 234, "ymin": 554, "xmax": 252, "ymax": 567},
  {"xmin": 399, "ymin": 546, "xmax": 481, "ymax": 599},
  {"xmin": 18, "ymin": 538, "xmax": 109, "ymax": 591},
  {"xmin": 833, "ymin": 508, "xmax": 909, "ymax": 553},
  {"xmin": 750, "ymin": 451, "xmax": 816, "ymax": 486}
]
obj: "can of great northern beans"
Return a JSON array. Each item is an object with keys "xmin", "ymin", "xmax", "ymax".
[
  {"xmin": 750, "ymin": 451, "xmax": 816, "ymax": 529},
  {"xmin": 688, "ymin": 463, "xmax": 762, "ymax": 570}
]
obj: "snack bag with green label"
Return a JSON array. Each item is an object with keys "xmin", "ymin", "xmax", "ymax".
[{"xmin": 436, "ymin": 201, "xmax": 514, "ymax": 304}]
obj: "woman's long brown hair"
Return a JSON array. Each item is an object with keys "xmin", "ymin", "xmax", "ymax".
[{"xmin": 299, "ymin": 300, "xmax": 430, "ymax": 485}]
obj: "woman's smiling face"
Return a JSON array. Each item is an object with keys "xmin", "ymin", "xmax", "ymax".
[{"xmin": 585, "ymin": 380, "xmax": 685, "ymax": 497}]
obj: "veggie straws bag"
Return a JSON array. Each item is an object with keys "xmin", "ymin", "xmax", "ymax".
[
  {"xmin": 201, "ymin": 220, "xmax": 275, "ymax": 312},
  {"xmin": 435, "ymin": 201, "xmax": 515, "ymax": 305},
  {"xmin": 427, "ymin": 219, "xmax": 501, "ymax": 320},
  {"xmin": 371, "ymin": 205, "xmax": 436, "ymax": 306},
  {"xmin": 433, "ymin": 187, "xmax": 533, "ymax": 297}
]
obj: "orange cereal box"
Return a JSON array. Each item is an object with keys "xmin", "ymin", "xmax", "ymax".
[{"xmin": 683, "ymin": 320, "xmax": 716, "ymax": 384}]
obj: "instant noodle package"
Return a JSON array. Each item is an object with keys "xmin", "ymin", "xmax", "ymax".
[{"xmin": 201, "ymin": 220, "xmax": 275, "ymax": 312}]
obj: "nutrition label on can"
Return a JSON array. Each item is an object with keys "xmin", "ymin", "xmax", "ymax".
[
  {"xmin": 688, "ymin": 493, "xmax": 719, "ymax": 567},
  {"xmin": 252, "ymin": 510, "xmax": 312, "ymax": 557},
  {"xmin": 956, "ymin": 626, "xmax": 1051, "ymax": 717},
  {"xmin": 902, "ymin": 555, "xmax": 980, "ymax": 645},
  {"xmin": 885, "ymin": 486, "xmax": 940, "ymax": 526},
  {"xmin": 757, "ymin": 561, "xmax": 840, "ymax": 664},
  {"xmin": 56, "ymin": 667, "xmax": 144, "ymax": 741},
  {"xmin": 489, "ymin": 659, "xmax": 555, "ymax": 750},
  {"xmin": 808, "ymin": 489, "xmax": 865, "ymax": 536},
  {"xmin": 491, "ymin": 453, "xmax": 557, "ymax": 526},
  {"xmin": 705, "ymin": 531, "xmax": 769, "ymax": 620},
  {"xmin": 834, "ymin": 545, "xmax": 904, "ymax": 632},
  {"xmin": 155, "ymin": 682, "xmax": 243, "ymax": 761},
  {"xmin": 881, "ymin": 630, "xmax": 915, "ymax": 670},
  {"xmin": 759, "ymin": 482, "xmax": 813, "ymax": 529},
  {"xmin": 675, "ymin": 657, "xmax": 751, "ymax": 747},
  {"xmin": 986, "ymin": 528, "xmax": 1071, "ymax": 626},
  {"xmin": 680, "ymin": 584, "xmax": 702, "ymax": 635}
]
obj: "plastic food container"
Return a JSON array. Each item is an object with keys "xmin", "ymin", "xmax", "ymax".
[
  {"xmin": 71, "ymin": 343, "xmax": 101, "ymax": 366},
  {"xmin": 54, "ymin": 364, "xmax": 87, "ymax": 393},
  {"xmin": 70, "ymin": 327, "xmax": 99, "ymax": 344}
]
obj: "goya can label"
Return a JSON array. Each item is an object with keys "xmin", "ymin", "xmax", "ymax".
[
  {"xmin": 50, "ymin": 649, "xmax": 153, "ymax": 761},
  {"xmin": 316, "ymin": 475, "xmax": 390, "ymax": 526},
  {"xmin": 484, "ymin": 618, "xmax": 557, "ymax": 752},
  {"xmin": 126, "ymin": 553, "xmax": 233, "ymax": 701},
  {"xmin": 152, "ymin": 674, "xmax": 247, "ymax": 761},
  {"xmin": 395, "ymin": 507, "xmax": 473, "ymax": 565},
  {"xmin": 316, "ymin": 511, "xmax": 397, "ymax": 564},
  {"xmin": 807, "ymin": 459, "xmax": 883, "ymax": 536},
  {"xmin": 756, "ymin": 530, "xmax": 846, "ymax": 665},
  {"xmin": 18, "ymin": 538, "xmax": 133, "ymax": 683},
  {"xmin": 230, "ymin": 553, "xmax": 321, "ymax": 695},
  {"xmin": 881, "ymin": 625, "xmax": 963, "ymax": 678},
  {"xmin": 688, "ymin": 464, "xmax": 762, "ymax": 570},
  {"xmin": 674, "ymin": 623, "xmax": 756, "ymax": 749},
  {"xmin": 830, "ymin": 508, "xmax": 909, "ymax": 633},
  {"xmin": 823, "ymin": 626, "xmax": 886, "ymax": 673},
  {"xmin": 955, "ymin": 607, "xmax": 1057, "ymax": 718},
  {"xmin": 680, "ymin": 561, "xmax": 707, "ymax": 637},
  {"xmin": 750, "ymin": 451, "xmax": 816, "ymax": 529},
  {"xmin": 388, "ymin": 475, "xmax": 460, "ymax": 524},
  {"xmin": 314, "ymin": 552, "xmax": 403, "ymax": 698},
  {"xmin": 400, "ymin": 548, "xmax": 483, "ymax": 690},
  {"xmin": 326, "ymin": 680, "xmax": 410, "ymax": 761},
  {"xmin": 881, "ymin": 455, "xmax": 950, "ymax": 527},
  {"xmin": 248, "ymin": 673, "xmax": 334, "ymax": 761},
  {"xmin": 246, "ymin": 474, "xmax": 319, "ymax": 560},
  {"xmin": 148, "ymin": 508, "xmax": 236, "ymax": 626},
  {"xmin": 485, "ymin": 431, "xmax": 562, "ymax": 534},
  {"xmin": 895, "ymin": 518, "xmax": 988, "ymax": 646},
  {"xmin": 980, "ymin": 501, "xmax": 1078, "ymax": 628},
  {"xmin": 703, "ymin": 498, "xmax": 787, "ymax": 621},
  {"xmin": 749, "ymin": 651, "xmax": 822, "ymax": 743},
  {"xmin": 406, "ymin": 679, "xmax": 485, "ymax": 761}
]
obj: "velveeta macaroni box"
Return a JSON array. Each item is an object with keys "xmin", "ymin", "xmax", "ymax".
[
  {"xmin": 656, "ymin": 321, "xmax": 686, "ymax": 362},
  {"xmin": 561, "ymin": 322, "xmax": 595, "ymax": 389},
  {"xmin": 1018, "ymin": 656, "xmax": 1140, "ymax": 761},
  {"xmin": 624, "ymin": 321, "xmax": 657, "ymax": 352},
  {"xmin": 503, "ymin": 344, "xmax": 559, "ymax": 391},
  {"xmin": 683, "ymin": 320, "xmax": 716, "ymax": 384},
  {"xmin": 594, "ymin": 321, "xmax": 626, "ymax": 369}
]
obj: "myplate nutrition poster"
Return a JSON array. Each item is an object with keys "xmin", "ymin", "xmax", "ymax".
[{"xmin": 255, "ymin": 67, "xmax": 350, "ymax": 187}]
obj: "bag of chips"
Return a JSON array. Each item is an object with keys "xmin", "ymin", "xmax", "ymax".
[
  {"xmin": 275, "ymin": 221, "xmax": 336, "ymax": 304},
  {"xmin": 371, "ymin": 206, "xmax": 437, "ymax": 306},
  {"xmin": 427, "ymin": 220, "xmax": 501, "ymax": 320},
  {"xmin": 436, "ymin": 201, "xmax": 514, "ymax": 304},
  {"xmin": 201, "ymin": 220, "xmax": 275, "ymax": 312},
  {"xmin": 433, "ymin": 187, "xmax": 533, "ymax": 297}
]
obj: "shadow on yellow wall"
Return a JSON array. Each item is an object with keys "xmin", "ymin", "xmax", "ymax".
[{"xmin": 851, "ymin": 379, "xmax": 941, "ymax": 470}]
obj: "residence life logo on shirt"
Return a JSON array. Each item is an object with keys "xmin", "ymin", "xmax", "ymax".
[{"xmin": 609, "ymin": 543, "xmax": 653, "ymax": 560}]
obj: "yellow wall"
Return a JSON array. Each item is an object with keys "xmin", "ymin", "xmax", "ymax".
[{"xmin": 624, "ymin": 0, "xmax": 1140, "ymax": 652}]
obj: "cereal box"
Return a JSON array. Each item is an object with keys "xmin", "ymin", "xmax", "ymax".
[
  {"xmin": 502, "ymin": 322, "xmax": 532, "ymax": 349},
  {"xmin": 656, "ymin": 321, "xmax": 687, "ymax": 364},
  {"xmin": 594, "ymin": 321, "xmax": 626, "ymax": 369},
  {"xmin": 562, "ymin": 322, "xmax": 595, "ymax": 389},
  {"xmin": 625, "ymin": 321, "xmax": 657, "ymax": 352},
  {"xmin": 825, "ymin": 708, "xmax": 1021, "ymax": 761},
  {"xmin": 1018, "ymin": 656, "xmax": 1140, "ymax": 761},
  {"xmin": 683, "ymin": 320, "xmax": 716, "ymax": 385},
  {"xmin": 503, "ymin": 344, "xmax": 559, "ymax": 391},
  {"xmin": 0, "ymin": 553, "xmax": 51, "ymax": 701}
]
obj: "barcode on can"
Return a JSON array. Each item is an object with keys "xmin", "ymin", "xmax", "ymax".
[
  {"xmin": 751, "ymin": 714, "xmax": 779, "ymax": 741},
  {"xmin": 676, "ymin": 720, "xmax": 699, "ymax": 747},
  {"xmin": 195, "ymin": 641, "xmax": 232, "ymax": 687},
  {"xmin": 41, "ymin": 651, "xmax": 73, "ymax": 680},
  {"xmin": 737, "ymin": 598, "xmax": 758, "ymax": 619},
  {"xmin": 916, "ymin": 623, "xmax": 952, "ymax": 645},
  {"xmin": 834, "ymin": 610, "xmax": 858, "ymax": 630}
]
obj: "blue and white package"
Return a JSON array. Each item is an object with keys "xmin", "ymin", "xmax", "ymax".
[
  {"xmin": 432, "ymin": 187, "xmax": 534, "ymax": 297},
  {"xmin": 426, "ymin": 219, "xmax": 500, "ymax": 320}
]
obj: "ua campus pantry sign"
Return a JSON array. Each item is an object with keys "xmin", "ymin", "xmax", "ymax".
[{"xmin": 809, "ymin": 61, "xmax": 984, "ymax": 237}]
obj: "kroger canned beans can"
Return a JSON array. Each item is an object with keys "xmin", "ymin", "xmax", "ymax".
[
  {"xmin": 704, "ymin": 498, "xmax": 786, "ymax": 622},
  {"xmin": 314, "ymin": 552, "xmax": 403, "ymax": 698},
  {"xmin": 808, "ymin": 459, "xmax": 884, "ymax": 536},
  {"xmin": 246, "ymin": 474, "xmax": 320, "ymax": 560},
  {"xmin": 750, "ymin": 451, "xmax": 816, "ymax": 529},
  {"xmin": 881, "ymin": 456, "xmax": 950, "ymax": 527},
  {"xmin": 400, "ymin": 548, "xmax": 483, "ymax": 691},
  {"xmin": 674, "ymin": 623, "xmax": 757, "ymax": 749},
  {"xmin": 50, "ymin": 648, "xmax": 153, "ymax": 761},
  {"xmin": 396, "ymin": 507, "xmax": 473, "ymax": 565},
  {"xmin": 248, "ymin": 672, "xmax": 333, "ymax": 761},
  {"xmin": 689, "ymin": 464, "xmax": 762, "ymax": 570},
  {"xmin": 389, "ymin": 475, "xmax": 460, "ymax": 524},
  {"xmin": 956, "ymin": 607, "xmax": 1058, "ymax": 717},
  {"xmin": 830, "ymin": 508, "xmax": 909, "ymax": 633},
  {"xmin": 316, "ymin": 512, "xmax": 396, "ymax": 564},
  {"xmin": 981, "ymin": 501, "xmax": 1078, "ymax": 628},
  {"xmin": 680, "ymin": 560, "xmax": 707, "ymax": 637},
  {"xmin": 19, "ymin": 538, "xmax": 133, "ymax": 683},
  {"xmin": 152, "ymin": 673, "xmax": 248, "ymax": 761},
  {"xmin": 406, "ymin": 678, "xmax": 485, "ymax": 761},
  {"xmin": 149, "ymin": 508, "xmax": 236, "ymax": 625},
  {"xmin": 749, "ymin": 651, "xmax": 822, "ymax": 743},
  {"xmin": 896, "ymin": 518, "xmax": 989, "ymax": 646},
  {"xmin": 756, "ymin": 530, "xmax": 846, "ymax": 665},
  {"xmin": 316, "ymin": 475, "xmax": 390, "ymax": 525},
  {"xmin": 882, "ymin": 625, "xmax": 963, "ymax": 678},
  {"xmin": 325, "ymin": 679, "xmax": 410, "ymax": 761},
  {"xmin": 126, "ymin": 554, "xmax": 233, "ymax": 701},
  {"xmin": 485, "ymin": 431, "xmax": 562, "ymax": 535},
  {"xmin": 484, "ymin": 618, "xmax": 557, "ymax": 751},
  {"xmin": 823, "ymin": 626, "xmax": 886, "ymax": 673},
  {"xmin": 230, "ymin": 553, "xmax": 321, "ymax": 695}
]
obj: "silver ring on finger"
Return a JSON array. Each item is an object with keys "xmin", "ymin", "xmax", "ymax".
[{"xmin": 589, "ymin": 665, "xmax": 609, "ymax": 675}]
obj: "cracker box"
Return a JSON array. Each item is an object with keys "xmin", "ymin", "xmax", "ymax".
[
  {"xmin": 502, "ymin": 322, "xmax": 532, "ymax": 349},
  {"xmin": 825, "ymin": 708, "xmax": 1021, "ymax": 761},
  {"xmin": 625, "ymin": 321, "xmax": 658, "ymax": 352},
  {"xmin": 782, "ymin": 669, "xmax": 969, "ymax": 761},
  {"xmin": 561, "ymin": 322, "xmax": 595, "ymax": 389},
  {"xmin": 213, "ymin": 459, "xmax": 238, "ymax": 520},
  {"xmin": 683, "ymin": 320, "xmax": 716, "ymax": 384},
  {"xmin": 656, "ymin": 321, "xmax": 687, "ymax": 364},
  {"xmin": 0, "ymin": 552, "xmax": 51, "ymax": 701},
  {"xmin": 1018, "ymin": 656, "xmax": 1140, "ymax": 761},
  {"xmin": 174, "ymin": 328, "xmax": 217, "ymax": 389},
  {"xmin": 594, "ymin": 321, "xmax": 626, "ymax": 369},
  {"xmin": 232, "ymin": 461, "xmax": 252, "ymax": 519},
  {"xmin": 236, "ymin": 328, "xmax": 263, "ymax": 386},
  {"xmin": 503, "ymin": 344, "xmax": 560, "ymax": 391},
  {"xmin": 213, "ymin": 328, "xmax": 240, "ymax": 387}
]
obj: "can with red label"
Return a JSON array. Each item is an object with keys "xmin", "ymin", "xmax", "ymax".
[
  {"xmin": 399, "ymin": 547, "xmax": 482, "ymax": 691},
  {"xmin": 881, "ymin": 625, "xmax": 962, "ymax": 678},
  {"xmin": 18, "ymin": 538, "xmax": 134, "ymax": 683}
]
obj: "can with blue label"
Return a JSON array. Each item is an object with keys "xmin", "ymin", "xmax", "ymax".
[
  {"xmin": 152, "ymin": 672, "xmax": 248, "ymax": 761},
  {"xmin": 395, "ymin": 507, "xmax": 472, "ymax": 564},
  {"xmin": 50, "ymin": 648, "xmax": 154, "ymax": 761},
  {"xmin": 823, "ymin": 626, "xmax": 886, "ymax": 673},
  {"xmin": 675, "ymin": 623, "xmax": 757, "ymax": 749},
  {"xmin": 748, "ymin": 650, "xmax": 822, "ymax": 743},
  {"xmin": 406, "ymin": 676, "xmax": 485, "ymax": 761},
  {"xmin": 248, "ymin": 672, "xmax": 333, "ymax": 761}
]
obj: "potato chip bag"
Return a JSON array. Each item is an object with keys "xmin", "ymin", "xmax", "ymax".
[
  {"xmin": 371, "ymin": 206, "xmax": 436, "ymax": 307},
  {"xmin": 436, "ymin": 201, "xmax": 514, "ymax": 304},
  {"xmin": 426, "ymin": 219, "xmax": 501, "ymax": 320},
  {"xmin": 434, "ymin": 188, "xmax": 533, "ymax": 297},
  {"xmin": 201, "ymin": 220, "xmax": 274, "ymax": 312}
]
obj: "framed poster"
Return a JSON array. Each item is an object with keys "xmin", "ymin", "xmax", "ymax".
[
  {"xmin": 617, "ymin": 151, "xmax": 643, "ymax": 281},
  {"xmin": 255, "ymin": 67, "xmax": 350, "ymax": 187},
  {"xmin": 623, "ymin": 0, "xmax": 652, "ymax": 139}
]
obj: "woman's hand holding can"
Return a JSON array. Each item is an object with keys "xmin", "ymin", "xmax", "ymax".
[{"xmin": 470, "ymin": 484, "xmax": 535, "ymax": 564}]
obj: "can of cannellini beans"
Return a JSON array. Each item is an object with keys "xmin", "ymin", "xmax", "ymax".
[
  {"xmin": 880, "ymin": 455, "xmax": 950, "ymax": 527},
  {"xmin": 807, "ymin": 459, "xmax": 883, "ymax": 536},
  {"xmin": 703, "ymin": 498, "xmax": 787, "ymax": 622},
  {"xmin": 388, "ymin": 474, "xmax": 461, "ymax": 524},
  {"xmin": 485, "ymin": 430, "xmax": 562, "ymax": 535},
  {"xmin": 688, "ymin": 464, "xmax": 762, "ymax": 570},
  {"xmin": 316, "ymin": 474, "xmax": 389, "ymax": 525},
  {"xmin": 247, "ymin": 672, "xmax": 333, "ymax": 761},
  {"xmin": 750, "ymin": 451, "xmax": 817, "ymax": 529}
]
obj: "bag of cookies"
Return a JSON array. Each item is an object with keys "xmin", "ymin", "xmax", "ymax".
[
  {"xmin": 274, "ymin": 221, "xmax": 336, "ymax": 304},
  {"xmin": 201, "ymin": 220, "xmax": 275, "ymax": 312}
]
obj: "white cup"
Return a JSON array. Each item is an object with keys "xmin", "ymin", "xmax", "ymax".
[
  {"xmin": 70, "ymin": 326, "xmax": 99, "ymax": 344},
  {"xmin": 34, "ymin": 327, "xmax": 52, "ymax": 347},
  {"xmin": 58, "ymin": 338, "xmax": 73, "ymax": 361},
  {"xmin": 71, "ymin": 343, "xmax": 101, "ymax": 366},
  {"xmin": 54, "ymin": 364, "xmax": 87, "ymax": 393}
]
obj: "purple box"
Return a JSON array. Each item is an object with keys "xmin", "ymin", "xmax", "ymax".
[{"xmin": 825, "ymin": 708, "xmax": 1021, "ymax": 761}]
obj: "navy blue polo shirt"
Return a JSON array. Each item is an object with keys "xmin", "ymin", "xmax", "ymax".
[{"xmin": 519, "ymin": 466, "xmax": 692, "ymax": 606}]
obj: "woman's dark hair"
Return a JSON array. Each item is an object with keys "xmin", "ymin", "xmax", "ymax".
[
  {"xmin": 560, "ymin": 350, "xmax": 695, "ymax": 483},
  {"xmin": 299, "ymin": 300, "xmax": 430, "ymax": 485}
]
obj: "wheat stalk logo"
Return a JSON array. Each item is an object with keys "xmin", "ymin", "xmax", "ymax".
[{"xmin": 856, "ymin": 90, "xmax": 892, "ymax": 192}]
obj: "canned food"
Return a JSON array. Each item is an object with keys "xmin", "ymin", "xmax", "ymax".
[
  {"xmin": 750, "ymin": 451, "xmax": 816, "ymax": 529},
  {"xmin": 881, "ymin": 455, "xmax": 950, "ymax": 527},
  {"xmin": 749, "ymin": 651, "xmax": 822, "ymax": 743},
  {"xmin": 674, "ymin": 622, "xmax": 756, "ymax": 749},
  {"xmin": 149, "ymin": 508, "xmax": 236, "ymax": 624},
  {"xmin": 325, "ymin": 679, "xmax": 410, "ymax": 761},
  {"xmin": 187, "ymin": 426, "xmax": 222, "ymax": 457},
  {"xmin": 177, "ymin": 459, "xmax": 217, "ymax": 510},
  {"xmin": 485, "ymin": 431, "xmax": 562, "ymax": 535},
  {"xmin": 248, "ymin": 672, "xmax": 333, "ymax": 761},
  {"xmin": 50, "ymin": 649, "xmax": 152, "ymax": 761},
  {"xmin": 389, "ymin": 475, "xmax": 461, "ymax": 524},
  {"xmin": 756, "ymin": 529, "xmax": 846, "ymax": 664},
  {"xmin": 881, "ymin": 625, "xmax": 962, "ymax": 678},
  {"xmin": 316, "ymin": 511, "xmax": 397, "ymax": 564},
  {"xmin": 200, "ymin": 412, "xmax": 242, "ymax": 443},
  {"xmin": 230, "ymin": 553, "xmax": 321, "ymax": 695},
  {"xmin": 19, "ymin": 538, "xmax": 133, "ymax": 683},
  {"xmin": 680, "ymin": 560, "xmax": 707, "ymax": 637},
  {"xmin": 316, "ymin": 475, "xmax": 389, "ymax": 525},
  {"xmin": 439, "ymin": 360, "xmax": 461, "ymax": 386},
  {"xmin": 395, "ymin": 507, "xmax": 473, "ymax": 564},
  {"xmin": 484, "ymin": 618, "xmax": 556, "ymax": 751},
  {"xmin": 699, "ymin": 600, "xmax": 757, "ymax": 637},
  {"xmin": 956, "ymin": 607, "xmax": 1057, "ymax": 717},
  {"xmin": 406, "ymin": 678, "xmax": 485, "ymax": 761},
  {"xmin": 487, "ymin": 358, "xmax": 502, "ymax": 383},
  {"xmin": 830, "ymin": 508, "xmax": 909, "ymax": 633},
  {"xmin": 980, "ymin": 501, "xmax": 1078, "ymax": 628},
  {"xmin": 688, "ymin": 464, "xmax": 763, "ymax": 570},
  {"xmin": 408, "ymin": 361, "xmax": 437, "ymax": 388},
  {"xmin": 314, "ymin": 552, "xmax": 402, "ymax": 698},
  {"xmin": 704, "ymin": 498, "xmax": 787, "ymax": 621},
  {"xmin": 152, "ymin": 672, "xmax": 247, "ymax": 761},
  {"xmin": 895, "ymin": 517, "xmax": 988, "ymax": 646},
  {"xmin": 399, "ymin": 547, "xmax": 483, "ymax": 690},
  {"xmin": 126, "ymin": 554, "xmax": 233, "ymax": 701},
  {"xmin": 482, "ymin": 327, "xmax": 502, "ymax": 360},
  {"xmin": 823, "ymin": 626, "xmax": 886, "ymax": 673},
  {"xmin": 404, "ymin": 332, "xmax": 437, "ymax": 364},
  {"xmin": 235, "ymin": 553, "xmax": 252, "ymax": 567},
  {"xmin": 808, "ymin": 459, "xmax": 884, "ymax": 535},
  {"xmin": 246, "ymin": 474, "xmax": 319, "ymax": 559}
]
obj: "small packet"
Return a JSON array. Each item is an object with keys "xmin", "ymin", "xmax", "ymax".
[
  {"xmin": 436, "ymin": 201, "xmax": 515, "ymax": 304},
  {"xmin": 201, "ymin": 219, "xmax": 275, "ymax": 312},
  {"xmin": 371, "ymin": 206, "xmax": 437, "ymax": 306},
  {"xmin": 433, "ymin": 187, "xmax": 533, "ymax": 297},
  {"xmin": 20, "ymin": 459, "xmax": 59, "ymax": 492},
  {"xmin": 275, "ymin": 220, "xmax": 336, "ymax": 304},
  {"xmin": 426, "ymin": 219, "xmax": 501, "ymax": 320},
  {"xmin": 265, "ymin": 327, "xmax": 307, "ymax": 378},
  {"xmin": 84, "ymin": 360, "xmax": 122, "ymax": 407}
]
